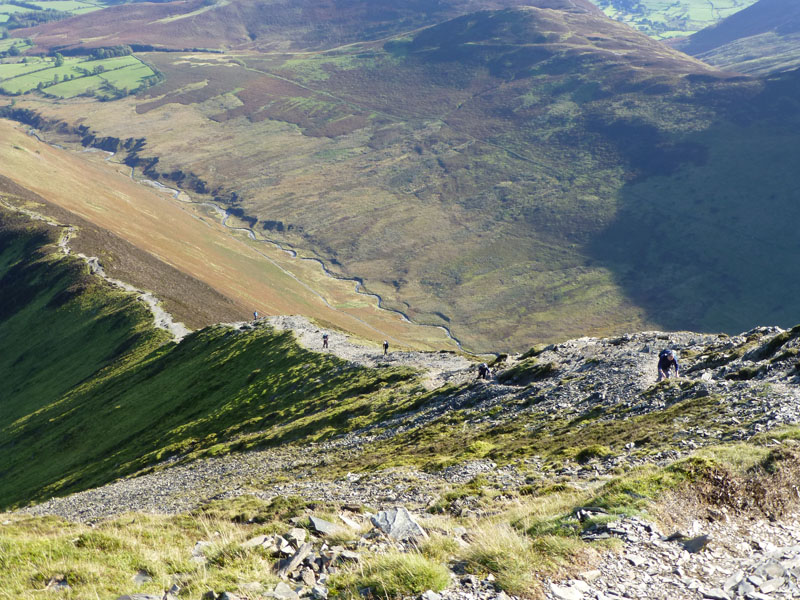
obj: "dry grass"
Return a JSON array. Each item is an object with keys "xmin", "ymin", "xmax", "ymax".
[{"xmin": 0, "ymin": 119, "xmax": 454, "ymax": 351}]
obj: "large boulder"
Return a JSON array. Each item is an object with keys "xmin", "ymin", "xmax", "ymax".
[{"xmin": 370, "ymin": 508, "xmax": 428, "ymax": 541}]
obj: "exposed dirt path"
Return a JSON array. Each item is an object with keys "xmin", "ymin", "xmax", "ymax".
[
  {"xmin": 0, "ymin": 198, "xmax": 191, "ymax": 342},
  {"xmin": 265, "ymin": 314, "xmax": 476, "ymax": 388}
]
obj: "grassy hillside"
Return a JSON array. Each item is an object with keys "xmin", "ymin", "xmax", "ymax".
[
  {"xmin": 0, "ymin": 208, "xmax": 422, "ymax": 508},
  {"xmin": 589, "ymin": 0, "xmax": 757, "ymax": 39},
  {"xmin": 673, "ymin": 0, "xmax": 800, "ymax": 74}
]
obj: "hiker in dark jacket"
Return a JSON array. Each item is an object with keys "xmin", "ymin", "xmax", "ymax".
[
  {"xmin": 383, "ymin": 340, "xmax": 389, "ymax": 355},
  {"xmin": 477, "ymin": 363, "xmax": 490, "ymax": 380},
  {"xmin": 657, "ymin": 349, "xmax": 679, "ymax": 381},
  {"xmin": 322, "ymin": 333, "xmax": 329, "ymax": 349}
]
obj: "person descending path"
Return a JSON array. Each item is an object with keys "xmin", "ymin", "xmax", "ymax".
[
  {"xmin": 383, "ymin": 340, "xmax": 389, "ymax": 356},
  {"xmin": 477, "ymin": 363, "xmax": 491, "ymax": 380},
  {"xmin": 657, "ymin": 349, "xmax": 679, "ymax": 381},
  {"xmin": 322, "ymin": 333, "xmax": 329, "ymax": 349},
  {"xmin": 253, "ymin": 310, "xmax": 259, "ymax": 321}
]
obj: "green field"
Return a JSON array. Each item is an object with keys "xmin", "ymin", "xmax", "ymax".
[
  {"xmin": 589, "ymin": 0, "xmax": 758, "ymax": 38},
  {"xmin": 0, "ymin": 54, "xmax": 156, "ymax": 97},
  {"xmin": 0, "ymin": 37, "xmax": 31, "ymax": 53},
  {"xmin": 27, "ymin": 0, "xmax": 103, "ymax": 11}
]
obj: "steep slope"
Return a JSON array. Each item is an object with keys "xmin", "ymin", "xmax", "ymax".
[
  {"xmin": 0, "ymin": 206, "xmax": 431, "ymax": 508},
  {"xmin": 673, "ymin": 0, "xmax": 800, "ymax": 75}
]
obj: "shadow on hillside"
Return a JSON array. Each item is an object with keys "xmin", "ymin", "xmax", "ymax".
[{"xmin": 587, "ymin": 114, "xmax": 800, "ymax": 334}]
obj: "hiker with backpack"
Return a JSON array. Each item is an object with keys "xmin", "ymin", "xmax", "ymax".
[
  {"xmin": 477, "ymin": 363, "xmax": 491, "ymax": 380},
  {"xmin": 322, "ymin": 333, "xmax": 329, "ymax": 349},
  {"xmin": 657, "ymin": 349, "xmax": 679, "ymax": 381},
  {"xmin": 383, "ymin": 340, "xmax": 389, "ymax": 355}
]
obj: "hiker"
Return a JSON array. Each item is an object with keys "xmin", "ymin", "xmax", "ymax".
[
  {"xmin": 477, "ymin": 363, "xmax": 490, "ymax": 380},
  {"xmin": 383, "ymin": 340, "xmax": 389, "ymax": 355},
  {"xmin": 253, "ymin": 310, "xmax": 259, "ymax": 321},
  {"xmin": 657, "ymin": 349, "xmax": 679, "ymax": 381},
  {"xmin": 322, "ymin": 333, "xmax": 329, "ymax": 349}
]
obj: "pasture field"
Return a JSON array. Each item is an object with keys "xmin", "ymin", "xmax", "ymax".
[
  {"xmin": 591, "ymin": 0, "xmax": 758, "ymax": 37},
  {"xmin": 0, "ymin": 3, "xmax": 29, "ymax": 14},
  {"xmin": 0, "ymin": 38, "xmax": 32, "ymax": 53},
  {"xmin": 96, "ymin": 62, "xmax": 155, "ymax": 89},
  {"xmin": 27, "ymin": 0, "xmax": 103, "ymax": 11},
  {"xmin": 0, "ymin": 55, "xmax": 156, "ymax": 97}
]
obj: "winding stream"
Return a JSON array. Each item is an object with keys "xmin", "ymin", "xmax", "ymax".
[{"xmin": 136, "ymin": 177, "xmax": 469, "ymax": 352}]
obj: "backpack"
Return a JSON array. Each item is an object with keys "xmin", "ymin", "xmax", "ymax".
[{"xmin": 659, "ymin": 349, "xmax": 675, "ymax": 360}]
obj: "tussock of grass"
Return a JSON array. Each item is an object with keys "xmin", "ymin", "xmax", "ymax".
[{"xmin": 336, "ymin": 552, "xmax": 450, "ymax": 598}]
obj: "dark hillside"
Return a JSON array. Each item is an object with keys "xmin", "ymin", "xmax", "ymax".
[
  {"xmin": 674, "ymin": 0, "xmax": 800, "ymax": 74},
  {"xmin": 0, "ymin": 207, "xmax": 424, "ymax": 508}
]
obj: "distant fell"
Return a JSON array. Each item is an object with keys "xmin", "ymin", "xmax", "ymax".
[
  {"xmin": 674, "ymin": 0, "xmax": 800, "ymax": 74},
  {"xmin": 22, "ymin": 0, "xmax": 541, "ymax": 53}
]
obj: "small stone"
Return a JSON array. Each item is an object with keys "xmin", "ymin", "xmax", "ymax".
[
  {"xmin": 682, "ymin": 535, "xmax": 710, "ymax": 554},
  {"xmin": 311, "ymin": 585, "xmax": 328, "ymax": 600},
  {"xmin": 700, "ymin": 587, "xmax": 730, "ymax": 600},
  {"xmin": 286, "ymin": 528, "xmax": 307, "ymax": 547},
  {"xmin": 420, "ymin": 591, "xmax": 442, "ymax": 600},
  {"xmin": 580, "ymin": 570, "xmax": 602, "ymax": 582},
  {"xmin": 339, "ymin": 513, "xmax": 361, "ymax": 530},
  {"xmin": 242, "ymin": 535, "xmax": 270, "ymax": 548},
  {"xmin": 301, "ymin": 568, "xmax": 317, "ymax": 587},
  {"xmin": 724, "ymin": 571, "xmax": 744, "ymax": 591},
  {"xmin": 132, "ymin": 570, "xmax": 152, "ymax": 585},
  {"xmin": 309, "ymin": 517, "xmax": 340, "ymax": 537},
  {"xmin": 549, "ymin": 583, "xmax": 583, "ymax": 600},
  {"xmin": 626, "ymin": 554, "xmax": 646, "ymax": 567},
  {"xmin": 270, "ymin": 582, "xmax": 300, "ymax": 600},
  {"xmin": 218, "ymin": 593, "xmax": 242, "ymax": 600},
  {"xmin": 759, "ymin": 577, "xmax": 785, "ymax": 593}
]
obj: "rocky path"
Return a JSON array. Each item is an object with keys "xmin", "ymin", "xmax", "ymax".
[{"xmin": 265, "ymin": 315, "xmax": 476, "ymax": 387}]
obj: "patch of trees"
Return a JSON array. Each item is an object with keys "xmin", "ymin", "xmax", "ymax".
[
  {"xmin": 91, "ymin": 46, "xmax": 132, "ymax": 60},
  {"xmin": 5, "ymin": 9, "xmax": 72, "ymax": 30}
]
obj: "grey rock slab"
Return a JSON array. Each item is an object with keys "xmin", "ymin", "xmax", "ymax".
[
  {"xmin": 278, "ymin": 542, "xmax": 314, "ymax": 579},
  {"xmin": 421, "ymin": 591, "xmax": 442, "ymax": 600},
  {"xmin": 370, "ymin": 507, "xmax": 428, "ymax": 541},
  {"xmin": 311, "ymin": 585, "xmax": 328, "ymax": 600},
  {"xmin": 242, "ymin": 534, "xmax": 270, "ymax": 548},
  {"xmin": 759, "ymin": 577, "xmax": 785, "ymax": 593},
  {"xmin": 309, "ymin": 516, "xmax": 340, "ymax": 536},
  {"xmin": 549, "ymin": 582, "xmax": 584, "ymax": 600},
  {"xmin": 286, "ymin": 528, "xmax": 307, "ymax": 547},
  {"xmin": 724, "ymin": 570, "xmax": 744, "ymax": 591},
  {"xmin": 270, "ymin": 582, "xmax": 300, "ymax": 600}
]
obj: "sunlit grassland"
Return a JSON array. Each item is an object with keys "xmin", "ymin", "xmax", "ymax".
[
  {"xmin": 0, "ymin": 55, "xmax": 155, "ymax": 98},
  {"xmin": 0, "ymin": 37, "xmax": 31, "ymax": 52},
  {"xmin": 591, "ymin": 0, "xmax": 758, "ymax": 38}
]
